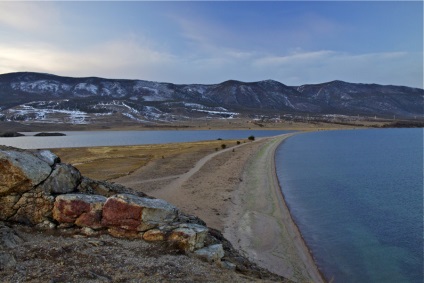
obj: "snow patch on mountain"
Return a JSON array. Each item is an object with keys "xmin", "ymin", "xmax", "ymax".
[
  {"xmin": 73, "ymin": 83, "xmax": 98, "ymax": 95},
  {"xmin": 11, "ymin": 80, "xmax": 66, "ymax": 94},
  {"xmin": 6, "ymin": 104, "xmax": 89, "ymax": 124}
]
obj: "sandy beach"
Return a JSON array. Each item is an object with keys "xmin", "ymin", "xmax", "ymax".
[
  {"xmin": 105, "ymin": 134, "xmax": 325, "ymax": 282},
  {"xmin": 223, "ymin": 135, "xmax": 324, "ymax": 283}
]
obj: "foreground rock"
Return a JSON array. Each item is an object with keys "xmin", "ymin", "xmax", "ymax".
[{"xmin": 0, "ymin": 146, "xmax": 288, "ymax": 282}]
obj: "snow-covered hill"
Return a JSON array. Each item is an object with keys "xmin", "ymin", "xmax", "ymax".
[{"xmin": 0, "ymin": 72, "xmax": 422, "ymax": 124}]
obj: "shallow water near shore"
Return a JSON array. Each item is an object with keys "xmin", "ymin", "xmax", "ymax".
[{"xmin": 275, "ymin": 129, "xmax": 423, "ymax": 283}]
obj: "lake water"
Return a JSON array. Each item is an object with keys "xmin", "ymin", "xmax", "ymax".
[
  {"xmin": 0, "ymin": 130, "xmax": 293, "ymax": 149},
  {"xmin": 275, "ymin": 129, "xmax": 423, "ymax": 283}
]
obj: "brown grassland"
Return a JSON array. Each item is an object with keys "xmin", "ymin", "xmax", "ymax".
[{"xmin": 52, "ymin": 139, "xmax": 241, "ymax": 181}]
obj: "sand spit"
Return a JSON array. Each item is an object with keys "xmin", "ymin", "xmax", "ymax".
[
  {"xmin": 111, "ymin": 134, "xmax": 324, "ymax": 282},
  {"xmin": 224, "ymin": 134, "xmax": 324, "ymax": 282}
]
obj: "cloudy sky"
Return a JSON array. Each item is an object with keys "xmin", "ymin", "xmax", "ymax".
[{"xmin": 0, "ymin": 1, "xmax": 422, "ymax": 87}]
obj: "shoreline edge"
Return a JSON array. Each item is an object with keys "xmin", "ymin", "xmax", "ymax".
[{"xmin": 224, "ymin": 133, "xmax": 326, "ymax": 282}]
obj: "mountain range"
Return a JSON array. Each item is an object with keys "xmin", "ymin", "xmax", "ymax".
[{"xmin": 0, "ymin": 72, "xmax": 422, "ymax": 124}]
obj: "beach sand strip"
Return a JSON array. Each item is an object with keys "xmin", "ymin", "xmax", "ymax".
[{"xmin": 224, "ymin": 134, "xmax": 325, "ymax": 283}]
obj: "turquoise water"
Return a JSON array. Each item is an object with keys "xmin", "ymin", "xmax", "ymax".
[{"xmin": 275, "ymin": 129, "xmax": 423, "ymax": 283}]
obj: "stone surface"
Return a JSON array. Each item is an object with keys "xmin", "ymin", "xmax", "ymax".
[
  {"xmin": 0, "ymin": 222, "xmax": 24, "ymax": 248},
  {"xmin": 219, "ymin": 260, "xmax": 237, "ymax": 271},
  {"xmin": 0, "ymin": 194, "xmax": 20, "ymax": 220},
  {"xmin": 10, "ymin": 189, "xmax": 55, "ymax": 225},
  {"xmin": 77, "ymin": 177, "xmax": 148, "ymax": 198},
  {"xmin": 31, "ymin": 149, "xmax": 60, "ymax": 166},
  {"xmin": 168, "ymin": 223, "xmax": 208, "ymax": 252},
  {"xmin": 101, "ymin": 195, "xmax": 143, "ymax": 230},
  {"xmin": 40, "ymin": 164, "xmax": 81, "ymax": 194},
  {"xmin": 0, "ymin": 251, "xmax": 16, "ymax": 268},
  {"xmin": 107, "ymin": 227, "xmax": 143, "ymax": 239},
  {"xmin": 36, "ymin": 220, "xmax": 56, "ymax": 230},
  {"xmin": 194, "ymin": 244, "xmax": 225, "ymax": 263},
  {"xmin": 142, "ymin": 229, "xmax": 166, "ymax": 241},
  {"xmin": 81, "ymin": 227, "xmax": 98, "ymax": 236},
  {"xmin": 53, "ymin": 194, "xmax": 106, "ymax": 229},
  {"xmin": 0, "ymin": 148, "xmax": 51, "ymax": 196},
  {"xmin": 102, "ymin": 194, "xmax": 177, "ymax": 231}
]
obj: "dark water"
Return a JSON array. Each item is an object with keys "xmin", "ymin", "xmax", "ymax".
[
  {"xmin": 275, "ymin": 129, "xmax": 423, "ymax": 283},
  {"xmin": 0, "ymin": 130, "xmax": 293, "ymax": 149}
]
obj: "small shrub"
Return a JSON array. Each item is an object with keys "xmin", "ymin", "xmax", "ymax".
[
  {"xmin": 221, "ymin": 144, "xmax": 226, "ymax": 149},
  {"xmin": 236, "ymin": 141, "xmax": 241, "ymax": 145},
  {"xmin": 248, "ymin": 135, "xmax": 255, "ymax": 141},
  {"xmin": 217, "ymin": 138, "xmax": 222, "ymax": 140}
]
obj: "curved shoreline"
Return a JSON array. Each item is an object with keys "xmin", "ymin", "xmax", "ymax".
[
  {"xmin": 224, "ymin": 134, "xmax": 325, "ymax": 282},
  {"xmin": 91, "ymin": 132, "xmax": 326, "ymax": 281},
  {"xmin": 272, "ymin": 134, "xmax": 326, "ymax": 282}
]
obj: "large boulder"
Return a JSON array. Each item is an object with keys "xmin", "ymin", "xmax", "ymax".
[
  {"xmin": 53, "ymin": 194, "xmax": 107, "ymax": 229},
  {"xmin": 0, "ymin": 148, "xmax": 52, "ymax": 196},
  {"xmin": 102, "ymin": 194, "xmax": 177, "ymax": 231},
  {"xmin": 40, "ymin": 164, "xmax": 81, "ymax": 194}
]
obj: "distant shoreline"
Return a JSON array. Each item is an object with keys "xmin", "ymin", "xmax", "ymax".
[{"xmin": 0, "ymin": 131, "xmax": 66, "ymax": 138}]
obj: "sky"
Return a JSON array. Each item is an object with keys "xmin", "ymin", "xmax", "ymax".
[{"xmin": 0, "ymin": 1, "xmax": 422, "ymax": 88}]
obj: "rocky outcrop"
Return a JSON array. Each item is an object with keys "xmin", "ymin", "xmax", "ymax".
[
  {"xmin": 0, "ymin": 146, "xmax": 222, "ymax": 262},
  {"xmin": 0, "ymin": 146, "xmax": 291, "ymax": 282}
]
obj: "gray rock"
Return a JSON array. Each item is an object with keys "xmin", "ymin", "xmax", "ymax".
[
  {"xmin": 40, "ymin": 164, "xmax": 81, "ymax": 194},
  {"xmin": 77, "ymin": 177, "xmax": 148, "ymax": 197},
  {"xmin": 0, "ymin": 223, "xmax": 23, "ymax": 248},
  {"xmin": 0, "ymin": 251, "xmax": 16, "ymax": 268},
  {"xmin": 0, "ymin": 149, "xmax": 52, "ymax": 196},
  {"xmin": 31, "ymin": 149, "xmax": 60, "ymax": 166},
  {"xmin": 194, "ymin": 244, "xmax": 225, "ymax": 262},
  {"xmin": 219, "ymin": 260, "xmax": 237, "ymax": 271}
]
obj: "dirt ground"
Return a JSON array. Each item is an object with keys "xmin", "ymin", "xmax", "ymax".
[
  {"xmin": 53, "ymin": 133, "xmax": 325, "ymax": 282},
  {"xmin": 0, "ymin": 222, "xmax": 286, "ymax": 283}
]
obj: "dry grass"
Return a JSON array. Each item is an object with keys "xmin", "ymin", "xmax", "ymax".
[{"xmin": 52, "ymin": 139, "xmax": 241, "ymax": 181}]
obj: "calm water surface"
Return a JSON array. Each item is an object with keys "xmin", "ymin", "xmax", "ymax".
[
  {"xmin": 0, "ymin": 130, "xmax": 293, "ymax": 149},
  {"xmin": 276, "ymin": 129, "xmax": 423, "ymax": 283}
]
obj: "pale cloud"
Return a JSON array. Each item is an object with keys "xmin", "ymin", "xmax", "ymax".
[
  {"xmin": 0, "ymin": 2, "xmax": 60, "ymax": 32},
  {"xmin": 0, "ymin": 38, "xmax": 421, "ymax": 88},
  {"xmin": 254, "ymin": 50, "xmax": 337, "ymax": 66},
  {"xmin": 251, "ymin": 50, "xmax": 422, "ymax": 87},
  {"xmin": 0, "ymin": 38, "xmax": 178, "ymax": 80}
]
